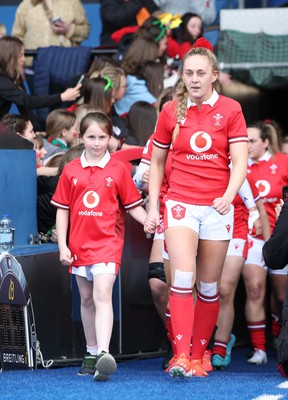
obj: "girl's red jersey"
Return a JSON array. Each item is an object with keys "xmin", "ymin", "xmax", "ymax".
[{"xmin": 51, "ymin": 151, "xmax": 143, "ymax": 266}]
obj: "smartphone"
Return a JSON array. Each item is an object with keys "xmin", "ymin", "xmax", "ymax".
[
  {"xmin": 282, "ymin": 185, "xmax": 288, "ymax": 202},
  {"xmin": 51, "ymin": 17, "xmax": 62, "ymax": 24},
  {"xmin": 76, "ymin": 74, "xmax": 85, "ymax": 86}
]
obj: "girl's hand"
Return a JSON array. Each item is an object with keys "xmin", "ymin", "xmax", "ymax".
[
  {"xmin": 144, "ymin": 207, "xmax": 159, "ymax": 234},
  {"xmin": 59, "ymin": 246, "xmax": 73, "ymax": 266},
  {"xmin": 212, "ymin": 197, "xmax": 231, "ymax": 215},
  {"xmin": 144, "ymin": 217, "xmax": 156, "ymax": 234}
]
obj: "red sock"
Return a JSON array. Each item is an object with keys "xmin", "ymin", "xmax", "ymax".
[
  {"xmin": 212, "ymin": 341, "xmax": 228, "ymax": 358},
  {"xmin": 247, "ymin": 320, "xmax": 266, "ymax": 351},
  {"xmin": 191, "ymin": 292, "xmax": 220, "ymax": 360},
  {"xmin": 165, "ymin": 308, "xmax": 177, "ymax": 355},
  {"xmin": 169, "ymin": 286, "xmax": 194, "ymax": 356},
  {"xmin": 271, "ymin": 314, "xmax": 282, "ymax": 338}
]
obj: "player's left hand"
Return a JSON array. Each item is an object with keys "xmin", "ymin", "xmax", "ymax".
[{"xmin": 212, "ymin": 196, "xmax": 231, "ymax": 215}]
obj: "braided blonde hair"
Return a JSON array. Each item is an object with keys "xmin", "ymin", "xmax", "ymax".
[{"xmin": 172, "ymin": 47, "xmax": 219, "ymax": 142}]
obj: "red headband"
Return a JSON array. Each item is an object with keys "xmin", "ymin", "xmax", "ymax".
[{"xmin": 193, "ymin": 37, "xmax": 214, "ymax": 52}]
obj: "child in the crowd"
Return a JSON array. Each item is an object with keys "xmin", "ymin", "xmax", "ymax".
[
  {"xmin": 37, "ymin": 144, "xmax": 83, "ymax": 239},
  {"xmin": 51, "ymin": 112, "xmax": 155, "ymax": 381},
  {"xmin": 46, "ymin": 109, "xmax": 79, "ymax": 149},
  {"xmin": 90, "ymin": 66, "xmax": 127, "ymax": 103},
  {"xmin": 1, "ymin": 113, "xmax": 35, "ymax": 142},
  {"xmin": 167, "ymin": 12, "xmax": 204, "ymax": 59},
  {"xmin": 125, "ymin": 100, "xmax": 157, "ymax": 146},
  {"xmin": 33, "ymin": 132, "xmax": 47, "ymax": 168},
  {"xmin": 69, "ymin": 77, "xmax": 129, "ymax": 150}
]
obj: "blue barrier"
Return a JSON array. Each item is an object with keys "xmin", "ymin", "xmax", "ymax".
[{"xmin": 0, "ymin": 150, "xmax": 37, "ymax": 246}]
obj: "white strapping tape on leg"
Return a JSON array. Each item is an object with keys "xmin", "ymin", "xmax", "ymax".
[
  {"xmin": 174, "ymin": 269, "xmax": 193, "ymax": 289},
  {"xmin": 199, "ymin": 281, "xmax": 218, "ymax": 297}
]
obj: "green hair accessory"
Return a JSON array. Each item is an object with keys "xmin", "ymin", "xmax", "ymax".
[
  {"xmin": 152, "ymin": 19, "xmax": 168, "ymax": 42},
  {"xmin": 104, "ymin": 76, "xmax": 114, "ymax": 91}
]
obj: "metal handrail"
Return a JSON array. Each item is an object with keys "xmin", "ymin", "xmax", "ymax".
[
  {"xmin": 24, "ymin": 47, "xmax": 118, "ymax": 58},
  {"xmin": 219, "ymin": 61, "xmax": 288, "ymax": 71}
]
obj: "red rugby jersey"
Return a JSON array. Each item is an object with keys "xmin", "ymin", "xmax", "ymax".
[
  {"xmin": 51, "ymin": 151, "xmax": 143, "ymax": 266},
  {"xmin": 153, "ymin": 92, "xmax": 248, "ymax": 205},
  {"xmin": 247, "ymin": 151, "xmax": 288, "ymax": 233}
]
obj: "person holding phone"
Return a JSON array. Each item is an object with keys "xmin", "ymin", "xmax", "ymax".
[
  {"xmin": 262, "ymin": 199, "xmax": 288, "ymax": 378},
  {"xmin": 243, "ymin": 120, "xmax": 288, "ymax": 365},
  {"xmin": 12, "ymin": 0, "xmax": 90, "ymax": 68},
  {"xmin": 0, "ymin": 36, "xmax": 81, "ymax": 131}
]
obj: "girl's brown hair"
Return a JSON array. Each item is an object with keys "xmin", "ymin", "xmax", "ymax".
[
  {"xmin": 0, "ymin": 36, "xmax": 24, "ymax": 85},
  {"xmin": 172, "ymin": 47, "xmax": 219, "ymax": 142},
  {"xmin": 156, "ymin": 87, "xmax": 174, "ymax": 114},
  {"xmin": 99, "ymin": 66, "xmax": 125, "ymax": 96},
  {"xmin": 87, "ymin": 56, "xmax": 120, "ymax": 78},
  {"xmin": 1, "ymin": 114, "xmax": 29, "ymax": 136},
  {"xmin": 46, "ymin": 109, "xmax": 77, "ymax": 139},
  {"xmin": 141, "ymin": 61, "xmax": 164, "ymax": 99},
  {"xmin": 121, "ymin": 36, "xmax": 159, "ymax": 76},
  {"xmin": 83, "ymin": 77, "xmax": 113, "ymax": 115},
  {"xmin": 127, "ymin": 101, "xmax": 157, "ymax": 146},
  {"xmin": 58, "ymin": 144, "xmax": 85, "ymax": 174},
  {"xmin": 79, "ymin": 112, "xmax": 113, "ymax": 138},
  {"xmin": 33, "ymin": 132, "xmax": 44, "ymax": 149}
]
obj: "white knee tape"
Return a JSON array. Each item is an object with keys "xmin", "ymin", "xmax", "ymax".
[
  {"xmin": 199, "ymin": 281, "xmax": 217, "ymax": 297},
  {"xmin": 174, "ymin": 270, "xmax": 193, "ymax": 289}
]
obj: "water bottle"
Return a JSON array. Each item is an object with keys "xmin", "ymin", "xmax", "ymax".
[{"xmin": 0, "ymin": 214, "xmax": 14, "ymax": 253}]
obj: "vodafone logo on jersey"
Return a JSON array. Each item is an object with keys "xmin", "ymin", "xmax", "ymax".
[
  {"xmin": 83, "ymin": 190, "xmax": 100, "ymax": 208},
  {"xmin": 255, "ymin": 180, "xmax": 271, "ymax": 197},
  {"xmin": 190, "ymin": 131, "xmax": 212, "ymax": 153}
]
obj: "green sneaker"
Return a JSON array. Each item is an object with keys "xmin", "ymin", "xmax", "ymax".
[
  {"xmin": 78, "ymin": 353, "xmax": 97, "ymax": 376},
  {"xmin": 93, "ymin": 351, "xmax": 117, "ymax": 382},
  {"xmin": 212, "ymin": 354, "xmax": 227, "ymax": 370},
  {"xmin": 225, "ymin": 333, "xmax": 236, "ymax": 365},
  {"xmin": 212, "ymin": 334, "xmax": 236, "ymax": 370}
]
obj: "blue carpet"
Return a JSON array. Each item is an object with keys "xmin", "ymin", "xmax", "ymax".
[{"xmin": 0, "ymin": 347, "xmax": 287, "ymax": 400}]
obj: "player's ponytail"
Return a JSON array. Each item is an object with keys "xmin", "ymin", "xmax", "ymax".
[{"xmin": 172, "ymin": 79, "xmax": 188, "ymax": 142}]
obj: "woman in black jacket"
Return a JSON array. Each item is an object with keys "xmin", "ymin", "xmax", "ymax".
[
  {"xmin": 263, "ymin": 200, "xmax": 288, "ymax": 378},
  {"xmin": 0, "ymin": 36, "xmax": 81, "ymax": 130}
]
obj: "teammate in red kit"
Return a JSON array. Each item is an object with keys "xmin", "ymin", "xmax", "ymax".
[
  {"xmin": 212, "ymin": 175, "xmax": 270, "ymax": 369},
  {"xmin": 243, "ymin": 121, "xmax": 288, "ymax": 365},
  {"xmin": 52, "ymin": 111, "xmax": 155, "ymax": 381},
  {"xmin": 144, "ymin": 46, "xmax": 248, "ymax": 378}
]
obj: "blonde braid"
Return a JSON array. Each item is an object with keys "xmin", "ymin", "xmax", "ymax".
[{"xmin": 172, "ymin": 80, "xmax": 188, "ymax": 142}]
